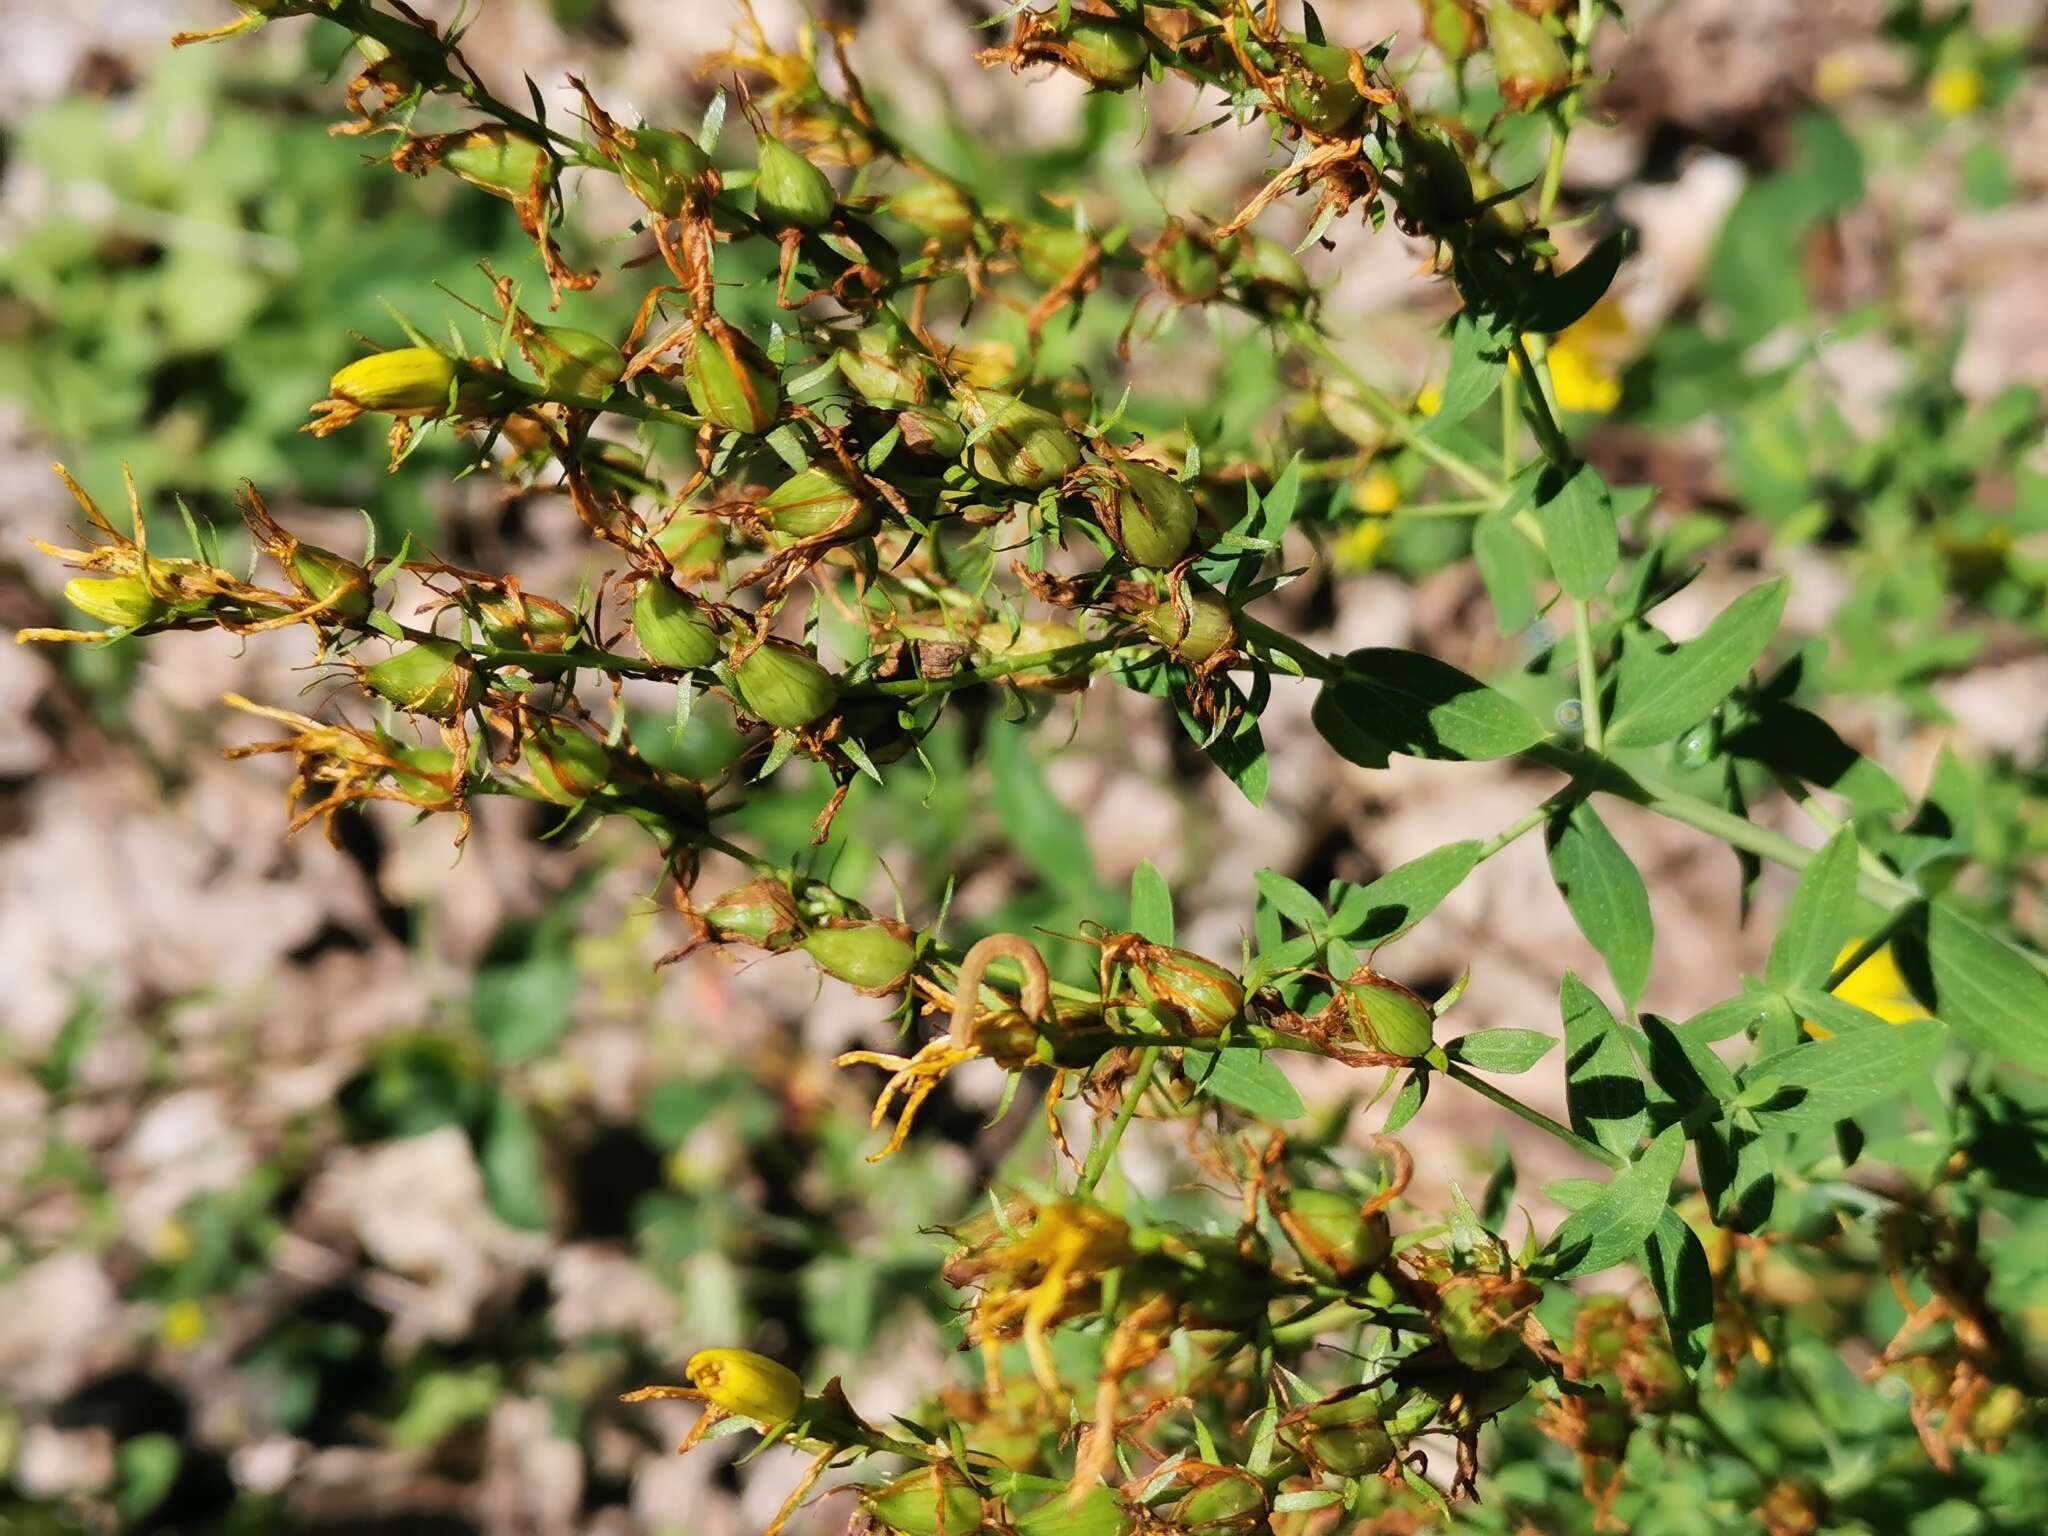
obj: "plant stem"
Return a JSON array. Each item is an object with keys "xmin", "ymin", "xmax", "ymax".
[
  {"xmin": 846, "ymin": 639, "xmax": 1126, "ymax": 699},
  {"xmin": 1511, "ymin": 336, "xmax": 1573, "ymax": 467},
  {"xmin": 1076, "ymin": 1046, "xmax": 1161, "ymax": 1198},
  {"xmin": 1571, "ymin": 599, "xmax": 1605, "ymax": 754},
  {"xmin": 1444, "ymin": 1062, "xmax": 1625, "ymax": 1170}
]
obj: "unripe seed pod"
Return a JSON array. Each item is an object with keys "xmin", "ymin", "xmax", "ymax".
[
  {"xmin": 1108, "ymin": 462, "xmax": 1198, "ymax": 567},
  {"xmin": 1400, "ymin": 131, "xmax": 1478, "ymax": 226},
  {"xmin": 1015, "ymin": 1485, "xmax": 1132, "ymax": 1536},
  {"xmin": 1171, "ymin": 1468, "xmax": 1266, "ymax": 1533},
  {"xmin": 802, "ymin": 920, "xmax": 918, "ymax": 993},
  {"xmin": 732, "ymin": 638, "xmax": 839, "ymax": 729},
  {"xmin": 1233, "ymin": 237, "xmax": 1312, "ymax": 318},
  {"xmin": 364, "ymin": 639, "xmax": 481, "ymax": 720},
  {"xmin": 949, "ymin": 341, "xmax": 1021, "ymax": 390},
  {"xmin": 956, "ymin": 388, "xmax": 1081, "ymax": 490},
  {"xmin": 1580, "ymin": 1385, "xmax": 1634, "ymax": 1456},
  {"xmin": 1424, "ymin": 0, "xmax": 1483, "ymax": 63},
  {"xmin": 702, "ymin": 877, "xmax": 806, "ymax": 951},
  {"xmin": 1284, "ymin": 40, "xmax": 1364, "ymax": 134},
  {"xmin": 64, "ymin": 575, "xmax": 170, "ymax": 630},
  {"xmin": 1124, "ymin": 940, "xmax": 1244, "ymax": 1034},
  {"xmin": 1278, "ymin": 1388, "xmax": 1396, "ymax": 1478},
  {"xmin": 523, "ymin": 325, "xmax": 622, "ymax": 406},
  {"xmin": 835, "ymin": 330, "xmax": 931, "ymax": 406},
  {"xmin": 653, "ymin": 511, "xmax": 726, "ymax": 577},
  {"xmin": 885, "ymin": 177, "xmax": 975, "ymax": 246},
  {"xmin": 1142, "ymin": 593, "xmax": 1235, "ymax": 664},
  {"xmin": 478, "ymin": 592, "xmax": 578, "ymax": 653},
  {"xmin": 289, "ymin": 546, "xmax": 373, "ymax": 621},
  {"xmin": 1153, "ymin": 223, "xmax": 1223, "ymax": 303},
  {"xmin": 1059, "ymin": 19, "xmax": 1151, "ymax": 91},
  {"xmin": 754, "ymin": 136, "xmax": 835, "ymax": 230},
  {"xmin": 685, "ymin": 1347, "xmax": 802, "ymax": 1426},
  {"xmin": 682, "ymin": 320, "xmax": 781, "ymax": 435},
  {"xmin": 862, "ymin": 1465, "xmax": 983, "ymax": 1536},
  {"xmin": 384, "ymin": 741, "xmax": 459, "ymax": 809},
  {"xmin": 440, "ymin": 125, "xmax": 550, "ymax": 200},
  {"xmin": 1337, "ymin": 966, "xmax": 1436, "ymax": 1057},
  {"xmin": 896, "ymin": 404, "xmax": 966, "ymax": 460},
  {"xmin": 526, "ymin": 721, "xmax": 611, "ymax": 805},
  {"xmin": 1278, "ymin": 1188, "xmax": 1393, "ymax": 1282},
  {"xmin": 632, "ymin": 581, "xmax": 721, "ymax": 670},
  {"xmin": 976, "ymin": 618, "xmax": 1090, "ymax": 692},
  {"xmin": 615, "ymin": 126, "xmax": 713, "ymax": 217},
  {"xmin": 328, "ymin": 348, "xmax": 459, "ymax": 416},
  {"xmin": 1487, "ymin": 5, "xmax": 1571, "ymax": 108},
  {"xmin": 1016, "ymin": 222, "xmax": 1094, "ymax": 287},
  {"xmin": 1971, "ymin": 1383, "xmax": 2029, "ymax": 1445},
  {"xmin": 1438, "ymin": 1273, "xmax": 1542, "ymax": 1370},
  {"xmin": 760, "ymin": 464, "xmax": 876, "ymax": 544}
]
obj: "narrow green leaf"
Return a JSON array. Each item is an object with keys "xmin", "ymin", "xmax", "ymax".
[
  {"xmin": 1130, "ymin": 861, "xmax": 1175, "ymax": 945},
  {"xmin": 1606, "ymin": 579, "xmax": 1789, "ymax": 747},
  {"xmin": 1535, "ymin": 463, "xmax": 1619, "ymax": 600},
  {"xmin": 1739, "ymin": 1020, "xmax": 1944, "ymax": 1129},
  {"xmin": 1644, "ymin": 1208, "xmax": 1714, "ymax": 1373},
  {"xmin": 1560, "ymin": 973, "xmax": 1649, "ymax": 1158},
  {"xmin": 1472, "ymin": 507, "xmax": 1539, "ymax": 636},
  {"xmin": 1320, "ymin": 650, "xmax": 1547, "ymax": 762},
  {"xmin": 1519, "ymin": 230, "xmax": 1627, "ymax": 333},
  {"xmin": 1256, "ymin": 869, "xmax": 1326, "ymax": 932},
  {"xmin": 1384, "ymin": 1068, "xmax": 1429, "ymax": 1132},
  {"xmin": 1765, "ymin": 827, "xmax": 1861, "ymax": 991},
  {"xmin": 986, "ymin": 722, "xmax": 1119, "ymax": 914},
  {"xmin": 481, "ymin": 1092, "xmax": 551, "ymax": 1231},
  {"xmin": 1197, "ymin": 1049, "xmax": 1306, "ymax": 1120},
  {"xmin": 1425, "ymin": 309, "xmax": 1511, "ymax": 433},
  {"xmin": 1547, "ymin": 799, "xmax": 1655, "ymax": 1006},
  {"xmin": 1446, "ymin": 1028, "xmax": 1556, "ymax": 1075},
  {"xmin": 1542, "ymin": 1124, "xmax": 1685, "ymax": 1280},
  {"xmin": 1724, "ymin": 703, "xmax": 1906, "ymax": 814},
  {"xmin": 1326, "ymin": 840, "xmax": 1482, "ymax": 944},
  {"xmin": 1926, "ymin": 905, "xmax": 2048, "ymax": 1070}
]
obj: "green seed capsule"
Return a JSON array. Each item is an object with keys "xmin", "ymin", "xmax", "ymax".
[
  {"xmin": 64, "ymin": 574, "xmax": 170, "ymax": 630},
  {"xmin": 1124, "ymin": 940, "xmax": 1245, "ymax": 1034},
  {"xmin": 632, "ymin": 581, "xmax": 721, "ymax": 670},
  {"xmin": 896, "ymin": 404, "xmax": 966, "ymax": 459},
  {"xmin": 1142, "ymin": 593, "xmax": 1235, "ymax": 664},
  {"xmin": 526, "ymin": 720, "xmax": 611, "ymax": 805},
  {"xmin": 1971, "ymin": 1383, "xmax": 2030, "ymax": 1445},
  {"xmin": 682, "ymin": 320, "xmax": 782, "ymax": 435},
  {"xmin": 1278, "ymin": 1189, "xmax": 1393, "ymax": 1282},
  {"xmin": 289, "ymin": 546, "xmax": 373, "ymax": 622},
  {"xmin": 977, "ymin": 618, "xmax": 1091, "ymax": 692},
  {"xmin": 862, "ymin": 1466, "xmax": 983, "ymax": 1536},
  {"xmin": 885, "ymin": 177, "xmax": 975, "ymax": 246},
  {"xmin": 1438, "ymin": 1273, "xmax": 1542, "ymax": 1370},
  {"xmin": 1487, "ymin": 5, "xmax": 1571, "ymax": 107},
  {"xmin": 802, "ymin": 920, "xmax": 918, "ymax": 993},
  {"xmin": 652, "ymin": 511, "xmax": 725, "ymax": 577},
  {"xmin": 1153, "ymin": 223, "xmax": 1223, "ymax": 303},
  {"xmin": 702, "ymin": 877, "xmax": 806, "ymax": 951},
  {"xmin": 956, "ymin": 388, "xmax": 1081, "ymax": 490},
  {"xmin": 834, "ymin": 330, "xmax": 931, "ymax": 406},
  {"xmin": 1284, "ymin": 40, "xmax": 1364, "ymax": 134},
  {"xmin": 522, "ymin": 325, "xmax": 622, "ymax": 406},
  {"xmin": 384, "ymin": 741, "xmax": 459, "ymax": 809},
  {"xmin": 760, "ymin": 464, "xmax": 876, "ymax": 544},
  {"xmin": 1111, "ymin": 462, "xmax": 1198, "ymax": 567},
  {"xmin": 1426, "ymin": 0, "xmax": 1484, "ymax": 62},
  {"xmin": 328, "ymin": 348, "xmax": 459, "ymax": 415},
  {"xmin": 440, "ymin": 125, "xmax": 550, "ymax": 199},
  {"xmin": 1016, "ymin": 222, "xmax": 1094, "ymax": 287},
  {"xmin": 1278, "ymin": 1388, "xmax": 1396, "ymax": 1478},
  {"xmin": 1171, "ymin": 1469, "xmax": 1266, "ymax": 1533},
  {"xmin": 732, "ymin": 638, "xmax": 839, "ymax": 729},
  {"xmin": 754, "ymin": 136, "xmax": 835, "ymax": 230},
  {"xmin": 364, "ymin": 639, "xmax": 481, "ymax": 720},
  {"xmin": 1234, "ymin": 237, "xmax": 1312, "ymax": 318},
  {"xmin": 1060, "ymin": 19, "xmax": 1152, "ymax": 91},
  {"xmin": 477, "ymin": 591, "xmax": 578, "ymax": 653},
  {"xmin": 1338, "ymin": 966, "xmax": 1437, "ymax": 1058},
  {"xmin": 1014, "ymin": 1485, "xmax": 1131, "ymax": 1536},
  {"xmin": 616, "ymin": 126, "xmax": 713, "ymax": 217}
]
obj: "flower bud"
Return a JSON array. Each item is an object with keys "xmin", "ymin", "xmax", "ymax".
[
  {"xmin": 1142, "ymin": 593, "xmax": 1235, "ymax": 664},
  {"xmin": 1487, "ymin": 5, "xmax": 1570, "ymax": 108},
  {"xmin": 862, "ymin": 1466, "xmax": 983, "ymax": 1536},
  {"xmin": 1059, "ymin": 19, "xmax": 1152, "ymax": 91},
  {"xmin": 956, "ymin": 389, "xmax": 1081, "ymax": 490},
  {"xmin": 1278, "ymin": 1388, "xmax": 1396, "ymax": 1478},
  {"xmin": 440, "ymin": 125, "xmax": 551, "ymax": 200},
  {"xmin": 1277, "ymin": 1188, "xmax": 1393, "ymax": 1282},
  {"xmin": 364, "ymin": 639, "xmax": 481, "ymax": 720},
  {"xmin": 802, "ymin": 919, "xmax": 919, "ymax": 994},
  {"xmin": 885, "ymin": 177, "xmax": 975, "ymax": 246},
  {"xmin": 1105, "ymin": 462, "xmax": 1197, "ymax": 568},
  {"xmin": 1336, "ymin": 967, "xmax": 1436, "ymax": 1058},
  {"xmin": 522, "ymin": 325, "xmax": 622, "ymax": 406},
  {"xmin": 682, "ymin": 320, "xmax": 782, "ymax": 435},
  {"xmin": 64, "ymin": 575, "xmax": 170, "ymax": 631},
  {"xmin": 896, "ymin": 404, "xmax": 967, "ymax": 460},
  {"xmin": 760, "ymin": 464, "xmax": 877, "ymax": 545},
  {"xmin": 685, "ymin": 1347, "xmax": 802, "ymax": 1426},
  {"xmin": 1438, "ymin": 1273, "xmax": 1541, "ymax": 1370},
  {"xmin": 1152, "ymin": 222, "xmax": 1224, "ymax": 303},
  {"xmin": 526, "ymin": 720, "xmax": 612, "ymax": 805},
  {"xmin": 1122, "ymin": 939, "xmax": 1244, "ymax": 1034},
  {"xmin": 1170, "ymin": 1468, "xmax": 1266, "ymax": 1533},
  {"xmin": 328, "ymin": 347, "xmax": 459, "ymax": 415},
  {"xmin": 632, "ymin": 581, "xmax": 721, "ymax": 670},
  {"xmin": 732, "ymin": 638, "xmax": 839, "ymax": 728},
  {"xmin": 614, "ymin": 126, "xmax": 714, "ymax": 217},
  {"xmin": 289, "ymin": 546, "xmax": 373, "ymax": 622},
  {"xmin": 754, "ymin": 136, "xmax": 836, "ymax": 230},
  {"xmin": 835, "ymin": 330, "xmax": 931, "ymax": 406},
  {"xmin": 1016, "ymin": 223, "xmax": 1094, "ymax": 288},
  {"xmin": 1284, "ymin": 40, "xmax": 1364, "ymax": 135},
  {"xmin": 702, "ymin": 877, "xmax": 806, "ymax": 951},
  {"xmin": 1232, "ymin": 237, "xmax": 1312, "ymax": 318},
  {"xmin": 653, "ymin": 511, "xmax": 726, "ymax": 577}
]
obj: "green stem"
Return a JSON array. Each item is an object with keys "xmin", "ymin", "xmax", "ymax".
[
  {"xmin": 1076, "ymin": 1046, "xmax": 1162, "ymax": 1198},
  {"xmin": 1288, "ymin": 327, "xmax": 1507, "ymax": 502},
  {"xmin": 1571, "ymin": 599, "xmax": 1605, "ymax": 754},
  {"xmin": 1444, "ymin": 1062, "xmax": 1625, "ymax": 1170},
  {"xmin": 1511, "ymin": 336, "xmax": 1573, "ymax": 467},
  {"xmin": 845, "ymin": 639, "xmax": 1127, "ymax": 699}
]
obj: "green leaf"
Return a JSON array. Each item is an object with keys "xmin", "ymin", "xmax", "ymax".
[
  {"xmin": 1724, "ymin": 703, "xmax": 1906, "ymax": 815},
  {"xmin": 1384, "ymin": 1068, "xmax": 1428, "ymax": 1132},
  {"xmin": 1542, "ymin": 1124, "xmax": 1685, "ymax": 1280},
  {"xmin": 481, "ymin": 1091, "xmax": 551, "ymax": 1231},
  {"xmin": 1327, "ymin": 839, "xmax": 1483, "ymax": 944},
  {"xmin": 1519, "ymin": 230, "xmax": 1626, "ymax": 334},
  {"xmin": 1472, "ymin": 505, "xmax": 1540, "ymax": 635},
  {"xmin": 1639, "ymin": 1011, "xmax": 1737, "ymax": 1110},
  {"xmin": 1197, "ymin": 1048, "xmax": 1306, "ymax": 1120},
  {"xmin": 1319, "ymin": 650, "xmax": 1547, "ymax": 762},
  {"xmin": 1446, "ymin": 1028, "xmax": 1556, "ymax": 1074},
  {"xmin": 1739, "ymin": 1020, "xmax": 1944, "ymax": 1130},
  {"xmin": 1547, "ymin": 799, "xmax": 1654, "ymax": 1006},
  {"xmin": 1926, "ymin": 905, "xmax": 2048, "ymax": 1071},
  {"xmin": 1130, "ymin": 861, "xmax": 1175, "ymax": 945},
  {"xmin": 1606, "ymin": 579, "xmax": 1788, "ymax": 747},
  {"xmin": 1560, "ymin": 973, "xmax": 1649, "ymax": 1158},
  {"xmin": 1256, "ymin": 869, "xmax": 1326, "ymax": 932},
  {"xmin": 472, "ymin": 947, "xmax": 576, "ymax": 1066},
  {"xmin": 986, "ymin": 721, "xmax": 1119, "ymax": 913},
  {"xmin": 1765, "ymin": 828, "xmax": 1862, "ymax": 992},
  {"xmin": 1644, "ymin": 1208, "xmax": 1714, "ymax": 1373},
  {"xmin": 1535, "ymin": 463, "xmax": 1619, "ymax": 600},
  {"xmin": 1426, "ymin": 309, "xmax": 1511, "ymax": 433}
]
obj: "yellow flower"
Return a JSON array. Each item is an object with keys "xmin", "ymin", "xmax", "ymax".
[
  {"xmin": 150, "ymin": 1220, "xmax": 195, "ymax": 1266},
  {"xmin": 1928, "ymin": 64, "xmax": 1983, "ymax": 119},
  {"xmin": 686, "ymin": 1348, "xmax": 804, "ymax": 1424},
  {"xmin": 1540, "ymin": 298, "xmax": 1630, "ymax": 415},
  {"xmin": 1804, "ymin": 942, "xmax": 1930, "ymax": 1038},
  {"xmin": 1355, "ymin": 467, "xmax": 1402, "ymax": 516},
  {"xmin": 1414, "ymin": 385, "xmax": 1442, "ymax": 418},
  {"xmin": 1335, "ymin": 520, "xmax": 1388, "ymax": 571},
  {"xmin": 161, "ymin": 1299, "xmax": 208, "ymax": 1350}
]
